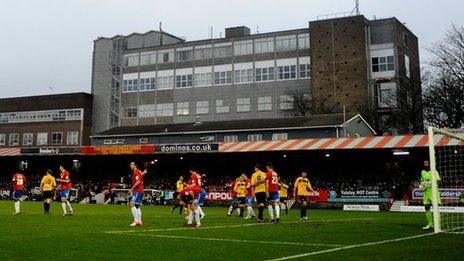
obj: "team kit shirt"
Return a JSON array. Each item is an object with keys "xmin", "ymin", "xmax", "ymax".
[
  {"xmin": 251, "ymin": 171, "xmax": 267, "ymax": 193},
  {"xmin": 421, "ymin": 170, "xmax": 441, "ymax": 205},
  {"xmin": 266, "ymin": 171, "xmax": 280, "ymax": 193},
  {"xmin": 41, "ymin": 175, "xmax": 57, "ymax": 191},
  {"xmin": 229, "ymin": 180, "xmax": 237, "ymax": 197},
  {"xmin": 244, "ymin": 177, "xmax": 253, "ymax": 197},
  {"xmin": 12, "ymin": 173, "xmax": 26, "ymax": 191},
  {"xmin": 132, "ymin": 169, "xmax": 144, "ymax": 193},
  {"xmin": 234, "ymin": 181, "xmax": 247, "ymax": 198},
  {"xmin": 60, "ymin": 170, "xmax": 72, "ymax": 190},
  {"xmin": 280, "ymin": 185, "xmax": 288, "ymax": 198},
  {"xmin": 176, "ymin": 180, "xmax": 184, "ymax": 192},
  {"xmin": 294, "ymin": 177, "xmax": 312, "ymax": 196},
  {"xmin": 188, "ymin": 172, "xmax": 202, "ymax": 188}
]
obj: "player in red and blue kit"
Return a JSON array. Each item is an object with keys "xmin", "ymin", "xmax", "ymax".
[
  {"xmin": 129, "ymin": 162, "xmax": 144, "ymax": 227},
  {"xmin": 12, "ymin": 172, "xmax": 26, "ymax": 214},
  {"xmin": 180, "ymin": 185, "xmax": 202, "ymax": 227},
  {"xmin": 242, "ymin": 174, "xmax": 255, "ymax": 219},
  {"xmin": 188, "ymin": 169, "xmax": 206, "ymax": 219},
  {"xmin": 227, "ymin": 178, "xmax": 241, "ymax": 217},
  {"xmin": 56, "ymin": 165, "xmax": 74, "ymax": 216},
  {"xmin": 266, "ymin": 162, "xmax": 281, "ymax": 223}
]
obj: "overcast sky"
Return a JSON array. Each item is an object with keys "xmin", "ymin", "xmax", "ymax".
[{"xmin": 0, "ymin": 0, "xmax": 463, "ymax": 98}]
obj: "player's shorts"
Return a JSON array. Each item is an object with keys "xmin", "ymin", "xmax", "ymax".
[
  {"xmin": 13, "ymin": 190, "xmax": 22, "ymax": 200},
  {"xmin": 245, "ymin": 196, "xmax": 254, "ymax": 205},
  {"xmin": 173, "ymin": 191, "xmax": 180, "ymax": 199},
  {"xmin": 255, "ymin": 192, "xmax": 266, "ymax": 204},
  {"xmin": 196, "ymin": 188, "xmax": 207, "ymax": 205},
  {"xmin": 60, "ymin": 189, "xmax": 70, "ymax": 198},
  {"xmin": 298, "ymin": 195, "xmax": 308, "ymax": 202},
  {"xmin": 231, "ymin": 196, "xmax": 238, "ymax": 204},
  {"xmin": 237, "ymin": 197, "xmax": 246, "ymax": 205},
  {"xmin": 131, "ymin": 192, "xmax": 143, "ymax": 205},
  {"xmin": 268, "ymin": 191, "xmax": 280, "ymax": 202},
  {"xmin": 42, "ymin": 190, "xmax": 53, "ymax": 200},
  {"xmin": 181, "ymin": 194, "xmax": 194, "ymax": 205},
  {"xmin": 280, "ymin": 197, "xmax": 288, "ymax": 201}
]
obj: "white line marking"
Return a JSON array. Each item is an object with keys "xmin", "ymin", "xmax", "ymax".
[
  {"xmin": 266, "ymin": 232, "xmax": 437, "ymax": 261},
  {"xmin": 128, "ymin": 233, "xmax": 343, "ymax": 247},
  {"xmin": 104, "ymin": 217, "xmax": 374, "ymax": 234}
]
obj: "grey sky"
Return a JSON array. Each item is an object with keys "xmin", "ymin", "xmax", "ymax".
[{"xmin": 0, "ymin": 0, "xmax": 463, "ymax": 98}]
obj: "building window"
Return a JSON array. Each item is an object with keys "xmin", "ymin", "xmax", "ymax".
[
  {"xmin": 214, "ymin": 71, "xmax": 232, "ymax": 85},
  {"xmin": 278, "ymin": 65, "xmax": 297, "ymax": 80},
  {"xmin": 272, "ymin": 133, "xmax": 288, "ymax": 141},
  {"xmin": 404, "ymin": 54, "xmax": 410, "ymax": 78},
  {"xmin": 156, "ymin": 103, "xmax": 174, "ymax": 117},
  {"xmin": 247, "ymin": 134, "xmax": 262, "ymax": 141},
  {"xmin": 196, "ymin": 101, "xmax": 209, "ymax": 114},
  {"xmin": 254, "ymin": 37, "xmax": 274, "ymax": 54},
  {"xmin": 194, "ymin": 72, "xmax": 213, "ymax": 87},
  {"xmin": 275, "ymin": 35, "xmax": 297, "ymax": 51},
  {"xmin": 139, "ymin": 77, "xmax": 156, "ymax": 91},
  {"xmin": 280, "ymin": 95, "xmax": 294, "ymax": 110},
  {"xmin": 194, "ymin": 45, "xmax": 212, "ymax": 60},
  {"xmin": 158, "ymin": 49, "xmax": 174, "ymax": 63},
  {"xmin": 157, "ymin": 75, "xmax": 174, "ymax": 90},
  {"xmin": 138, "ymin": 105, "xmax": 156, "ymax": 118},
  {"xmin": 234, "ymin": 69, "xmax": 253, "ymax": 84},
  {"xmin": 123, "ymin": 107, "xmax": 137, "ymax": 118},
  {"xmin": 122, "ymin": 79, "xmax": 138, "ymax": 92},
  {"xmin": 37, "ymin": 132, "xmax": 48, "ymax": 146},
  {"xmin": 403, "ymin": 32, "xmax": 409, "ymax": 49},
  {"xmin": 176, "ymin": 74, "xmax": 193, "ymax": 88},
  {"xmin": 8, "ymin": 133, "xmax": 19, "ymax": 146},
  {"xmin": 177, "ymin": 102, "xmax": 190, "ymax": 116},
  {"xmin": 234, "ymin": 40, "xmax": 253, "ymax": 56},
  {"xmin": 67, "ymin": 131, "xmax": 79, "ymax": 146},
  {"xmin": 51, "ymin": 132, "xmax": 63, "ymax": 146},
  {"xmin": 213, "ymin": 43, "xmax": 232, "ymax": 58},
  {"xmin": 255, "ymin": 67, "xmax": 275, "ymax": 82},
  {"xmin": 299, "ymin": 64, "xmax": 311, "ymax": 79},
  {"xmin": 0, "ymin": 134, "xmax": 5, "ymax": 146},
  {"xmin": 258, "ymin": 96, "xmax": 272, "ymax": 111},
  {"xmin": 377, "ymin": 82, "xmax": 397, "ymax": 108},
  {"xmin": 216, "ymin": 99, "xmax": 230, "ymax": 113},
  {"xmin": 123, "ymin": 54, "xmax": 139, "ymax": 67},
  {"xmin": 140, "ymin": 52, "xmax": 156, "ymax": 65},
  {"xmin": 224, "ymin": 135, "xmax": 238, "ymax": 142},
  {"xmin": 22, "ymin": 133, "xmax": 33, "ymax": 146},
  {"xmin": 298, "ymin": 33, "xmax": 310, "ymax": 49},
  {"xmin": 237, "ymin": 98, "xmax": 251, "ymax": 112},
  {"xmin": 176, "ymin": 49, "xmax": 193, "ymax": 61},
  {"xmin": 372, "ymin": 56, "xmax": 394, "ymax": 72}
]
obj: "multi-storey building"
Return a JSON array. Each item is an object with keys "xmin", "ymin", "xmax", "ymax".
[
  {"xmin": 91, "ymin": 15, "xmax": 421, "ymax": 135},
  {"xmin": 0, "ymin": 93, "xmax": 93, "ymax": 149}
]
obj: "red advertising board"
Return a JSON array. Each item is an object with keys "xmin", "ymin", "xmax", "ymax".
[
  {"xmin": 308, "ymin": 189, "xmax": 329, "ymax": 203},
  {"xmin": 82, "ymin": 145, "xmax": 156, "ymax": 155}
]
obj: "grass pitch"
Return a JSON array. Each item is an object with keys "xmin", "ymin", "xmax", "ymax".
[{"xmin": 1, "ymin": 201, "xmax": 463, "ymax": 260}]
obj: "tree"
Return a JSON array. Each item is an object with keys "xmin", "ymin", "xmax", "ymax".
[
  {"xmin": 423, "ymin": 25, "xmax": 464, "ymax": 128},
  {"xmin": 283, "ymin": 89, "xmax": 339, "ymax": 116}
]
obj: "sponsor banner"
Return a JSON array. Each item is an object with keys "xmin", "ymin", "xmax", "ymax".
[
  {"xmin": 205, "ymin": 191, "xmax": 232, "ymax": 201},
  {"xmin": 328, "ymin": 189, "xmax": 390, "ymax": 203},
  {"xmin": 343, "ymin": 204, "xmax": 380, "ymax": 211},
  {"xmin": 400, "ymin": 205, "xmax": 464, "ymax": 213},
  {"xmin": 308, "ymin": 189, "xmax": 328, "ymax": 203},
  {"xmin": 21, "ymin": 147, "xmax": 81, "ymax": 155},
  {"xmin": 412, "ymin": 188, "xmax": 464, "ymax": 201},
  {"xmin": 157, "ymin": 143, "xmax": 219, "ymax": 153},
  {"xmin": 82, "ymin": 145, "xmax": 155, "ymax": 155}
]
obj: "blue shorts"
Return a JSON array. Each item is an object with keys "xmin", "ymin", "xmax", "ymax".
[
  {"xmin": 13, "ymin": 190, "xmax": 22, "ymax": 200},
  {"xmin": 131, "ymin": 192, "xmax": 143, "ymax": 205},
  {"xmin": 245, "ymin": 196, "xmax": 254, "ymax": 205},
  {"xmin": 60, "ymin": 189, "xmax": 70, "ymax": 198},
  {"xmin": 268, "ymin": 192, "xmax": 280, "ymax": 202},
  {"xmin": 196, "ymin": 188, "xmax": 207, "ymax": 205},
  {"xmin": 231, "ymin": 196, "xmax": 238, "ymax": 204}
]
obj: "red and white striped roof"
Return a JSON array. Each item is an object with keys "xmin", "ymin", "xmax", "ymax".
[
  {"xmin": 0, "ymin": 148, "xmax": 21, "ymax": 156},
  {"xmin": 218, "ymin": 134, "xmax": 464, "ymax": 153}
]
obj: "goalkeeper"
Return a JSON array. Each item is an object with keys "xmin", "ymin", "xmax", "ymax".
[{"xmin": 420, "ymin": 160, "xmax": 441, "ymax": 230}]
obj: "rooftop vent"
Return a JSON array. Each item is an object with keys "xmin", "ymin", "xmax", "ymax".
[{"xmin": 225, "ymin": 26, "xmax": 251, "ymax": 38}]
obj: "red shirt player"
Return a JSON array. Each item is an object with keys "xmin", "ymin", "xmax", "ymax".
[
  {"xmin": 265, "ymin": 164, "xmax": 280, "ymax": 199},
  {"xmin": 58, "ymin": 165, "xmax": 72, "ymax": 191},
  {"xmin": 12, "ymin": 172, "xmax": 26, "ymax": 214},
  {"xmin": 129, "ymin": 162, "xmax": 144, "ymax": 227},
  {"xmin": 188, "ymin": 170, "xmax": 202, "ymax": 188}
]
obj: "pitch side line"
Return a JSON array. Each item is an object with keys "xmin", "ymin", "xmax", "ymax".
[
  {"xmin": 105, "ymin": 217, "xmax": 375, "ymax": 234},
  {"xmin": 128, "ymin": 233, "xmax": 344, "ymax": 247},
  {"xmin": 266, "ymin": 232, "xmax": 437, "ymax": 261}
]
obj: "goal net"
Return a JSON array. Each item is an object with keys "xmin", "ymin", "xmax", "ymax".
[{"xmin": 428, "ymin": 126, "xmax": 464, "ymax": 234}]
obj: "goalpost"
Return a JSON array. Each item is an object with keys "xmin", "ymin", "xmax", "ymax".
[{"xmin": 427, "ymin": 126, "xmax": 464, "ymax": 234}]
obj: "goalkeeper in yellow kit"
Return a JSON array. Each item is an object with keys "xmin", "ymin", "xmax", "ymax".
[{"xmin": 420, "ymin": 160, "xmax": 441, "ymax": 230}]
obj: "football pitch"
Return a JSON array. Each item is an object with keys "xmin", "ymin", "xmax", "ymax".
[{"xmin": 1, "ymin": 201, "xmax": 462, "ymax": 260}]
